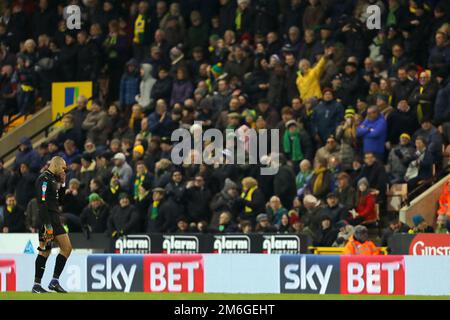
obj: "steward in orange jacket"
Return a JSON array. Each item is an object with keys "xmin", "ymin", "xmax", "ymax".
[
  {"xmin": 437, "ymin": 179, "xmax": 450, "ymax": 217},
  {"xmin": 343, "ymin": 225, "xmax": 380, "ymax": 255}
]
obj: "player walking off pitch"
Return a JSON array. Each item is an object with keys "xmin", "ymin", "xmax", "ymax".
[{"xmin": 32, "ymin": 156, "xmax": 72, "ymax": 293}]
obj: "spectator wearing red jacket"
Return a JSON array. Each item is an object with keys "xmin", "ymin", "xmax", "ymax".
[{"xmin": 348, "ymin": 178, "xmax": 377, "ymax": 226}]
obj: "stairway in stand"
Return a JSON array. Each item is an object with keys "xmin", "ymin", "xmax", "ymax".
[{"xmin": 2, "ymin": 114, "xmax": 31, "ymax": 134}]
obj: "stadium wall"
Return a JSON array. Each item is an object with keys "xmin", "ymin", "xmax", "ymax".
[{"xmin": 1, "ymin": 254, "xmax": 450, "ymax": 296}]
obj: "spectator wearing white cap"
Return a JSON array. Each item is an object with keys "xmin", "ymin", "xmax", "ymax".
[{"xmin": 112, "ymin": 152, "xmax": 133, "ymax": 191}]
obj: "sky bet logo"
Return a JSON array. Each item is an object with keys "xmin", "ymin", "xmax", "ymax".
[
  {"xmin": 87, "ymin": 255, "xmax": 143, "ymax": 292},
  {"xmin": 280, "ymin": 255, "xmax": 340, "ymax": 294}
]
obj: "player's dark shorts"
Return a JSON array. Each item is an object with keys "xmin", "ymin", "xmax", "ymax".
[{"xmin": 38, "ymin": 214, "xmax": 67, "ymax": 243}]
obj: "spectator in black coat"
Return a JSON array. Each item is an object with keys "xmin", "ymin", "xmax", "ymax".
[
  {"xmin": 185, "ymin": 175, "xmax": 212, "ymax": 223},
  {"xmin": 340, "ymin": 61, "xmax": 365, "ymax": 107},
  {"xmin": 209, "ymin": 178, "xmax": 240, "ymax": 229},
  {"xmin": 80, "ymin": 193, "xmax": 110, "ymax": 234},
  {"xmin": 216, "ymin": 211, "xmax": 238, "ymax": 233},
  {"xmin": 164, "ymin": 169, "xmax": 186, "ymax": 214},
  {"xmin": 147, "ymin": 187, "xmax": 181, "ymax": 233},
  {"xmin": 0, "ymin": 159, "xmax": 11, "ymax": 205},
  {"xmin": 405, "ymin": 136, "xmax": 434, "ymax": 190},
  {"xmin": 219, "ymin": 0, "xmax": 236, "ymax": 35},
  {"xmin": 381, "ymin": 217, "xmax": 410, "ymax": 247},
  {"xmin": 272, "ymin": 158, "xmax": 297, "ymax": 209},
  {"xmin": 434, "ymin": 76, "xmax": 450, "ymax": 125},
  {"xmin": 62, "ymin": 178, "xmax": 86, "ymax": 232},
  {"xmin": 76, "ymin": 30, "xmax": 100, "ymax": 82},
  {"xmin": 313, "ymin": 216, "xmax": 338, "ymax": 247},
  {"xmin": 2, "ymin": 194, "xmax": 26, "ymax": 233},
  {"xmin": 319, "ymin": 193, "xmax": 348, "ymax": 226},
  {"xmin": 413, "ymin": 118, "xmax": 443, "ymax": 166},
  {"xmin": 57, "ymin": 32, "xmax": 78, "ymax": 82},
  {"xmin": 386, "ymin": 100, "xmax": 419, "ymax": 146},
  {"xmin": 107, "ymin": 193, "xmax": 140, "ymax": 238},
  {"xmin": 31, "ymin": 0, "xmax": 57, "ymax": 40},
  {"xmin": 392, "ymin": 67, "xmax": 416, "ymax": 107},
  {"xmin": 150, "ymin": 66, "xmax": 173, "ymax": 106},
  {"xmin": 356, "ymin": 152, "xmax": 388, "ymax": 201},
  {"xmin": 9, "ymin": 163, "xmax": 36, "ymax": 209}
]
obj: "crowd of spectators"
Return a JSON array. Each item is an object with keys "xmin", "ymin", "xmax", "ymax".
[{"xmin": 0, "ymin": 0, "xmax": 450, "ymax": 247}]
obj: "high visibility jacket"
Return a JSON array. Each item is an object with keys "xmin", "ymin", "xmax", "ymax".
[
  {"xmin": 437, "ymin": 181, "xmax": 450, "ymax": 217},
  {"xmin": 342, "ymin": 236, "xmax": 380, "ymax": 255},
  {"xmin": 296, "ymin": 56, "xmax": 327, "ymax": 101}
]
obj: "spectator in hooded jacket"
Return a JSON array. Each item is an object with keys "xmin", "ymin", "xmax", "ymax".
[
  {"xmin": 119, "ymin": 58, "xmax": 140, "ymax": 110},
  {"xmin": 2, "ymin": 193, "xmax": 26, "ymax": 233},
  {"xmin": 136, "ymin": 63, "xmax": 156, "ymax": 112},
  {"xmin": 357, "ymin": 105, "xmax": 387, "ymax": 160},
  {"xmin": 13, "ymin": 137, "xmax": 40, "ymax": 172}
]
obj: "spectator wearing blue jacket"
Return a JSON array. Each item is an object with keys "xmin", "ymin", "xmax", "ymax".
[
  {"xmin": 119, "ymin": 59, "xmax": 140, "ymax": 110},
  {"xmin": 356, "ymin": 105, "xmax": 387, "ymax": 160},
  {"xmin": 148, "ymin": 99, "xmax": 174, "ymax": 138},
  {"xmin": 311, "ymin": 88, "xmax": 344, "ymax": 145},
  {"xmin": 13, "ymin": 137, "xmax": 40, "ymax": 172}
]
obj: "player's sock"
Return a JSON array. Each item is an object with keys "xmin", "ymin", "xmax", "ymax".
[
  {"xmin": 53, "ymin": 254, "xmax": 67, "ymax": 279},
  {"xmin": 34, "ymin": 254, "xmax": 48, "ymax": 284}
]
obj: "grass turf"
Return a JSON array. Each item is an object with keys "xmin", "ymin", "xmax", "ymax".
[{"xmin": 1, "ymin": 292, "xmax": 449, "ymax": 300}]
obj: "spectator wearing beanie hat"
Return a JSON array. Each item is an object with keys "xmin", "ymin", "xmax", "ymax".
[
  {"xmin": 387, "ymin": 132, "xmax": 415, "ymax": 183},
  {"xmin": 409, "ymin": 214, "xmax": 434, "ymax": 234},
  {"xmin": 80, "ymin": 193, "xmax": 110, "ymax": 234}
]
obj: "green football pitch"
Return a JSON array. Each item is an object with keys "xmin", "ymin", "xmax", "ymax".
[{"xmin": 1, "ymin": 292, "xmax": 450, "ymax": 300}]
